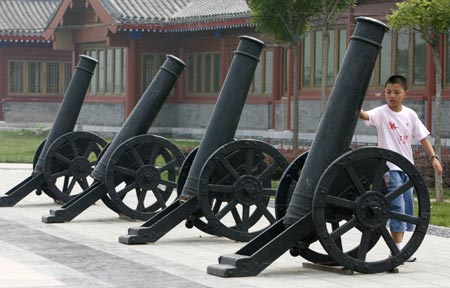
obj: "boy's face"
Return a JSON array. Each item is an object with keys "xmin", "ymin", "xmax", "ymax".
[{"xmin": 384, "ymin": 82, "xmax": 408, "ymax": 112}]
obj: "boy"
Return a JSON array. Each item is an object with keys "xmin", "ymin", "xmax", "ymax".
[{"xmin": 359, "ymin": 75, "xmax": 443, "ymax": 261}]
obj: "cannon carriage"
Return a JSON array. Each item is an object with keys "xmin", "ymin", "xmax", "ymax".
[
  {"xmin": 206, "ymin": 17, "xmax": 430, "ymax": 276},
  {"xmin": 0, "ymin": 55, "xmax": 107, "ymax": 207},
  {"xmin": 42, "ymin": 55, "xmax": 187, "ymax": 223},
  {"xmin": 119, "ymin": 35, "xmax": 288, "ymax": 244}
]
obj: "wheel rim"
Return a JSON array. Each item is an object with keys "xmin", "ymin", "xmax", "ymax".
[
  {"xmin": 105, "ymin": 135, "xmax": 185, "ymax": 220},
  {"xmin": 43, "ymin": 131, "xmax": 107, "ymax": 202},
  {"xmin": 313, "ymin": 147, "xmax": 430, "ymax": 273},
  {"xmin": 197, "ymin": 140, "xmax": 288, "ymax": 242}
]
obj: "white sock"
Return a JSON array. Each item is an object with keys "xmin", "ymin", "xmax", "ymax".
[{"xmin": 395, "ymin": 243, "xmax": 402, "ymax": 251}]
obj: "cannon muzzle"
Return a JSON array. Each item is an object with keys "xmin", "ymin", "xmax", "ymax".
[
  {"xmin": 180, "ymin": 36, "xmax": 265, "ymax": 199},
  {"xmin": 34, "ymin": 55, "xmax": 98, "ymax": 174},
  {"xmin": 91, "ymin": 55, "xmax": 186, "ymax": 182}
]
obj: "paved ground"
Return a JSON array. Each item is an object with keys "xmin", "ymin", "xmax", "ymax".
[{"xmin": 1, "ymin": 162, "xmax": 450, "ymax": 288}]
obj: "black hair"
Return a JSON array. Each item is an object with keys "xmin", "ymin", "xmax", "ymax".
[{"xmin": 385, "ymin": 75, "xmax": 408, "ymax": 90}]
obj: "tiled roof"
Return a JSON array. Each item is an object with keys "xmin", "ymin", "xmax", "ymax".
[
  {"xmin": 0, "ymin": 0, "xmax": 61, "ymax": 42},
  {"xmin": 99, "ymin": 0, "xmax": 251, "ymax": 31}
]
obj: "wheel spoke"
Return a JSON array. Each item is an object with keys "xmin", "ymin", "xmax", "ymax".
[
  {"xmin": 215, "ymin": 198, "xmax": 238, "ymax": 220},
  {"xmin": 231, "ymin": 207, "xmax": 242, "ymax": 225},
  {"xmin": 220, "ymin": 158, "xmax": 240, "ymax": 180},
  {"xmin": 385, "ymin": 179, "xmax": 414, "ymax": 201},
  {"xmin": 65, "ymin": 177, "xmax": 77, "ymax": 195},
  {"xmin": 136, "ymin": 188, "xmax": 147, "ymax": 211},
  {"xmin": 77, "ymin": 177, "xmax": 89, "ymax": 190},
  {"xmin": 245, "ymin": 149, "xmax": 255, "ymax": 175},
  {"xmin": 325, "ymin": 195, "xmax": 356, "ymax": 211},
  {"xmin": 357, "ymin": 229, "xmax": 372, "ymax": 260},
  {"xmin": 53, "ymin": 152, "xmax": 72, "ymax": 164},
  {"xmin": 373, "ymin": 158, "xmax": 388, "ymax": 191},
  {"xmin": 212, "ymin": 199, "xmax": 223, "ymax": 214},
  {"xmin": 345, "ymin": 166, "xmax": 367, "ymax": 196},
  {"xmin": 379, "ymin": 225, "xmax": 400, "ymax": 255},
  {"xmin": 152, "ymin": 187, "xmax": 168, "ymax": 209},
  {"xmin": 261, "ymin": 188, "xmax": 277, "ymax": 198},
  {"xmin": 241, "ymin": 205, "xmax": 250, "ymax": 232},
  {"xmin": 130, "ymin": 146, "xmax": 145, "ymax": 167},
  {"xmin": 389, "ymin": 211, "xmax": 421, "ymax": 225},
  {"xmin": 207, "ymin": 184, "xmax": 234, "ymax": 196},
  {"xmin": 62, "ymin": 176, "xmax": 70, "ymax": 192},
  {"xmin": 82, "ymin": 142, "xmax": 95, "ymax": 158},
  {"xmin": 70, "ymin": 139, "xmax": 80, "ymax": 157},
  {"xmin": 51, "ymin": 169, "xmax": 70, "ymax": 179},
  {"xmin": 117, "ymin": 182, "xmax": 137, "ymax": 198},
  {"xmin": 255, "ymin": 200, "xmax": 276, "ymax": 223},
  {"xmin": 158, "ymin": 159, "xmax": 178, "ymax": 173},
  {"xmin": 148, "ymin": 144, "xmax": 161, "ymax": 165},
  {"xmin": 329, "ymin": 217, "xmax": 356, "ymax": 240},
  {"xmin": 257, "ymin": 162, "xmax": 279, "ymax": 183},
  {"xmin": 159, "ymin": 179, "xmax": 177, "ymax": 189},
  {"xmin": 331, "ymin": 222, "xmax": 343, "ymax": 250},
  {"xmin": 114, "ymin": 165, "xmax": 136, "ymax": 177}
]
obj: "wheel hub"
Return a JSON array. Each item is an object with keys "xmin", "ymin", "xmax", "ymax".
[
  {"xmin": 135, "ymin": 165, "xmax": 160, "ymax": 190},
  {"xmin": 233, "ymin": 175, "xmax": 262, "ymax": 206},
  {"xmin": 355, "ymin": 191, "xmax": 389, "ymax": 229},
  {"xmin": 69, "ymin": 156, "xmax": 92, "ymax": 178}
]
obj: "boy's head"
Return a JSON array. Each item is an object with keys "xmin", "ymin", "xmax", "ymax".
[
  {"xmin": 385, "ymin": 75, "xmax": 408, "ymax": 90},
  {"xmin": 384, "ymin": 75, "xmax": 408, "ymax": 112}
]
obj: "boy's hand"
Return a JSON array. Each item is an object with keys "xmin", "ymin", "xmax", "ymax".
[{"xmin": 432, "ymin": 158, "xmax": 443, "ymax": 176}]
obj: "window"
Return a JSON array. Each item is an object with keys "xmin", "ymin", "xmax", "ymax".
[
  {"xmin": 186, "ymin": 52, "xmax": 221, "ymax": 96},
  {"xmin": 413, "ymin": 33, "xmax": 426, "ymax": 85},
  {"xmin": 83, "ymin": 47, "xmax": 127, "ymax": 95},
  {"xmin": 250, "ymin": 49, "xmax": 273, "ymax": 95},
  {"xmin": 142, "ymin": 53, "xmax": 166, "ymax": 93},
  {"xmin": 302, "ymin": 28, "xmax": 346, "ymax": 89},
  {"xmin": 379, "ymin": 31, "xmax": 392, "ymax": 85},
  {"xmin": 8, "ymin": 60, "xmax": 71, "ymax": 95}
]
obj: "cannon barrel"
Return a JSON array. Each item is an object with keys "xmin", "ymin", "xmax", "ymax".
[
  {"xmin": 34, "ymin": 55, "xmax": 98, "ymax": 174},
  {"xmin": 41, "ymin": 55, "xmax": 186, "ymax": 223},
  {"xmin": 91, "ymin": 55, "xmax": 186, "ymax": 182},
  {"xmin": 207, "ymin": 17, "xmax": 390, "ymax": 277},
  {"xmin": 0, "ymin": 55, "xmax": 99, "ymax": 207},
  {"xmin": 180, "ymin": 35, "xmax": 265, "ymax": 199},
  {"xmin": 119, "ymin": 35, "xmax": 267, "ymax": 244},
  {"xmin": 283, "ymin": 17, "xmax": 389, "ymax": 225}
]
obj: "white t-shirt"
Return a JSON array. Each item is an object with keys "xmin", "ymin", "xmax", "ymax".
[{"xmin": 366, "ymin": 104, "xmax": 430, "ymax": 170}]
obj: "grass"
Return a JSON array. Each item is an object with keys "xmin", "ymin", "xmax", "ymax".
[
  {"xmin": 0, "ymin": 130, "xmax": 449, "ymax": 228},
  {"xmin": 0, "ymin": 130, "xmax": 45, "ymax": 163}
]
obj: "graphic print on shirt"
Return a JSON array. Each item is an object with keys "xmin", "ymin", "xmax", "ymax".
[{"xmin": 388, "ymin": 120, "xmax": 408, "ymax": 144}]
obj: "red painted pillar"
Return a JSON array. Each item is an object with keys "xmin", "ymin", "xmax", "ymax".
[
  {"xmin": 125, "ymin": 39, "xmax": 138, "ymax": 118},
  {"xmin": 271, "ymin": 46, "xmax": 281, "ymax": 129}
]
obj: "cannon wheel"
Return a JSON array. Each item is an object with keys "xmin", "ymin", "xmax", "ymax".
[
  {"xmin": 276, "ymin": 151, "xmax": 380, "ymax": 265},
  {"xmin": 42, "ymin": 131, "xmax": 107, "ymax": 202},
  {"xmin": 104, "ymin": 134, "xmax": 185, "ymax": 220},
  {"xmin": 197, "ymin": 140, "xmax": 288, "ymax": 242},
  {"xmin": 313, "ymin": 147, "xmax": 430, "ymax": 273}
]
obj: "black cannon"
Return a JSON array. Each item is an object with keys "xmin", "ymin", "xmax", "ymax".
[
  {"xmin": 207, "ymin": 17, "xmax": 430, "ymax": 276},
  {"xmin": 0, "ymin": 55, "xmax": 107, "ymax": 207},
  {"xmin": 41, "ymin": 55, "xmax": 186, "ymax": 223},
  {"xmin": 119, "ymin": 35, "xmax": 288, "ymax": 244}
]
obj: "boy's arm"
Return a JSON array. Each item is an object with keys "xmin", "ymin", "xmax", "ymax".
[
  {"xmin": 420, "ymin": 138, "xmax": 443, "ymax": 175},
  {"xmin": 359, "ymin": 109, "xmax": 369, "ymax": 120}
]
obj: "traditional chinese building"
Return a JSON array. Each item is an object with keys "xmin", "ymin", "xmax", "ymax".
[{"xmin": 1, "ymin": 0, "xmax": 449, "ymax": 142}]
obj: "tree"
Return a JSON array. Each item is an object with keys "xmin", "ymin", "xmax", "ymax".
[
  {"xmin": 388, "ymin": 0, "xmax": 450, "ymax": 202},
  {"xmin": 314, "ymin": 0, "xmax": 356, "ymax": 115},
  {"xmin": 246, "ymin": 0, "xmax": 319, "ymax": 151}
]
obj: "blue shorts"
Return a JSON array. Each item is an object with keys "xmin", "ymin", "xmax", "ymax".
[{"xmin": 386, "ymin": 170, "xmax": 415, "ymax": 232}]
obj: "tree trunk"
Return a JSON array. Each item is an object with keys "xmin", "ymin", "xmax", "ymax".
[
  {"xmin": 292, "ymin": 43, "xmax": 299, "ymax": 151},
  {"xmin": 320, "ymin": 27, "xmax": 330, "ymax": 115},
  {"xmin": 431, "ymin": 45, "xmax": 444, "ymax": 202}
]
